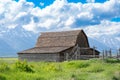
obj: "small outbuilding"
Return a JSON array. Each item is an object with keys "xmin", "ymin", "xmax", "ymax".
[{"xmin": 18, "ymin": 30, "xmax": 100, "ymax": 62}]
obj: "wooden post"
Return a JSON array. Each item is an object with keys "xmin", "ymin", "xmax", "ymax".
[
  {"xmin": 66, "ymin": 53, "xmax": 69, "ymax": 61},
  {"xmin": 102, "ymin": 50, "xmax": 104, "ymax": 59},
  {"xmin": 116, "ymin": 49, "xmax": 120, "ymax": 59},
  {"xmin": 109, "ymin": 49, "xmax": 112, "ymax": 58},
  {"xmin": 78, "ymin": 47, "xmax": 80, "ymax": 59},
  {"xmin": 74, "ymin": 51, "xmax": 77, "ymax": 60},
  {"xmin": 75, "ymin": 45, "xmax": 78, "ymax": 60},
  {"xmin": 105, "ymin": 50, "xmax": 108, "ymax": 58},
  {"xmin": 119, "ymin": 48, "xmax": 120, "ymax": 56},
  {"xmin": 76, "ymin": 45, "xmax": 80, "ymax": 60},
  {"xmin": 117, "ymin": 52, "xmax": 119, "ymax": 59},
  {"xmin": 76, "ymin": 46, "xmax": 79, "ymax": 60},
  {"xmin": 93, "ymin": 46, "xmax": 96, "ymax": 58},
  {"xmin": 69, "ymin": 44, "xmax": 78, "ymax": 60}
]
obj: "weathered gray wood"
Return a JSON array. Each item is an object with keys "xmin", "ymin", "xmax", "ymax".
[
  {"xmin": 66, "ymin": 53, "xmax": 69, "ymax": 61},
  {"xmin": 119, "ymin": 48, "xmax": 120, "ymax": 56},
  {"xmin": 105, "ymin": 50, "xmax": 108, "ymax": 58},
  {"xmin": 109, "ymin": 49, "xmax": 112, "ymax": 58},
  {"xmin": 19, "ymin": 53, "xmax": 60, "ymax": 62},
  {"xmin": 69, "ymin": 44, "xmax": 78, "ymax": 60},
  {"xmin": 93, "ymin": 46, "xmax": 96, "ymax": 58},
  {"xmin": 102, "ymin": 50, "xmax": 105, "ymax": 59},
  {"xmin": 77, "ymin": 47, "xmax": 80, "ymax": 59}
]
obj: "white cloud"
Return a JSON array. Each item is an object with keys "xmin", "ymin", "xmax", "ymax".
[
  {"xmin": 0, "ymin": 0, "xmax": 120, "ymax": 35},
  {"xmin": 87, "ymin": 0, "xmax": 95, "ymax": 3},
  {"xmin": 65, "ymin": 17, "xmax": 75, "ymax": 26},
  {"xmin": 40, "ymin": 2, "xmax": 44, "ymax": 6},
  {"xmin": 22, "ymin": 18, "xmax": 37, "ymax": 33},
  {"xmin": 84, "ymin": 21, "xmax": 120, "ymax": 38},
  {"xmin": 83, "ymin": 21, "xmax": 120, "ymax": 49}
]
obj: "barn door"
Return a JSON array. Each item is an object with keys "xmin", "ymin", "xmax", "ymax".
[
  {"xmin": 60, "ymin": 53, "xmax": 64, "ymax": 62},
  {"xmin": 68, "ymin": 44, "xmax": 80, "ymax": 60}
]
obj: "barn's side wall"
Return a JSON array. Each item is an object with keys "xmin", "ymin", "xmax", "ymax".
[
  {"xmin": 77, "ymin": 32, "xmax": 89, "ymax": 48},
  {"xmin": 80, "ymin": 49, "xmax": 99, "ymax": 55},
  {"xmin": 79, "ymin": 49, "xmax": 99, "ymax": 59},
  {"xmin": 61, "ymin": 47, "xmax": 100, "ymax": 60},
  {"xmin": 18, "ymin": 53, "xmax": 60, "ymax": 62}
]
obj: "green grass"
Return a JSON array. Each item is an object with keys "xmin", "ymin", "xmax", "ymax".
[
  {"xmin": 0, "ymin": 57, "xmax": 18, "ymax": 60},
  {"xmin": 0, "ymin": 57, "xmax": 18, "ymax": 63},
  {"xmin": 0, "ymin": 58, "xmax": 120, "ymax": 80}
]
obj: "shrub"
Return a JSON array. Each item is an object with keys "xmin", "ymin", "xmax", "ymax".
[
  {"xmin": 112, "ymin": 71, "xmax": 120, "ymax": 80},
  {"xmin": 89, "ymin": 58, "xmax": 101, "ymax": 62},
  {"xmin": 112, "ymin": 76, "xmax": 119, "ymax": 80},
  {"xmin": 90, "ymin": 67, "xmax": 104, "ymax": 73},
  {"xmin": 44, "ymin": 63, "xmax": 62, "ymax": 72},
  {"xmin": 76, "ymin": 62, "xmax": 90, "ymax": 68},
  {"xmin": 35, "ymin": 77, "xmax": 45, "ymax": 80},
  {"xmin": 67, "ymin": 61, "xmax": 89, "ymax": 69},
  {"xmin": 14, "ymin": 60, "xmax": 34, "ymax": 72},
  {"xmin": 0, "ymin": 63, "xmax": 10, "ymax": 72},
  {"xmin": 0, "ymin": 74, "xmax": 6, "ymax": 80},
  {"xmin": 87, "ymin": 64, "xmax": 104, "ymax": 73},
  {"xmin": 70, "ymin": 74, "xmax": 77, "ymax": 80}
]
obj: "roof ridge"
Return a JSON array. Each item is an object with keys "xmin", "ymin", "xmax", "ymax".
[
  {"xmin": 41, "ymin": 29, "xmax": 82, "ymax": 34},
  {"xmin": 35, "ymin": 46, "xmax": 73, "ymax": 48},
  {"xmin": 40, "ymin": 35, "xmax": 78, "ymax": 38}
]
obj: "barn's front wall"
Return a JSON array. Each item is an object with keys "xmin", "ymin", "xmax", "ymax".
[{"xmin": 18, "ymin": 53, "xmax": 60, "ymax": 62}]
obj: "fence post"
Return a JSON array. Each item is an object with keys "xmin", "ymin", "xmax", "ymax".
[
  {"xmin": 117, "ymin": 52, "xmax": 119, "ymax": 59},
  {"xmin": 75, "ymin": 51, "xmax": 77, "ymax": 60},
  {"xmin": 102, "ymin": 50, "xmax": 104, "ymax": 59},
  {"xmin": 109, "ymin": 49, "xmax": 112, "ymax": 58},
  {"xmin": 116, "ymin": 48, "xmax": 120, "ymax": 59},
  {"xmin": 105, "ymin": 50, "xmax": 108, "ymax": 58},
  {"xmin": 93, "ymin": 46, "xmax": 96, "ymax": 58},
  {"xmin": 119, "ymin": 48, "xmax": 120, "ymax": 56}
]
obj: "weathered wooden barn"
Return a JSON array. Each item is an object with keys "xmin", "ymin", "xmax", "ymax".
[{"xmin": 18, "ymin": 30, "xmax": 100, "ymax": 62}]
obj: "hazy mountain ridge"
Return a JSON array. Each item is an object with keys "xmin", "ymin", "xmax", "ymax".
[
  {"xmin": 89, "ymin": 35, "xmax": 120, "ymax": 50},
  {"xmin": 0, "ymin": 27, "xmax": 38, "ymax": 57},
  {"xmin": 0, "ymin": 28, "xmax": 120, "ymax": 57}
]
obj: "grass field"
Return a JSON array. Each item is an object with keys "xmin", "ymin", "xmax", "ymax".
[
  {"xmin": 0, "ymin": 57, "xmax": 18, "ymax": 61},
  {"xmin": 0, "ymin": 58, "xmax": 120, "ymax": 80}
]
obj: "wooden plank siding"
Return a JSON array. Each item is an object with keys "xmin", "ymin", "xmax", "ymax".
[{"xmin": 18, "ymin": 53, "xmax": 60, "ymax": 62}]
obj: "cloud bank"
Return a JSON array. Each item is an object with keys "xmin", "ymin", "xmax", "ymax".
[{"xmin": 0, "ymin": 0, "xmax": 120, "ymax": 34}]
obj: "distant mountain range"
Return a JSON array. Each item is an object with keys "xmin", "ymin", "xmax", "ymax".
[
  {"xmin": 88, "ymin": 34, "xmax": 120, "ymax": 52},
  {"xmin": 0, "ymin": 27, "xmax": 38, "ymax": 57},
  {"xmin": 0, "ymin": 27, "xmax": 120, "ymax": 57}
]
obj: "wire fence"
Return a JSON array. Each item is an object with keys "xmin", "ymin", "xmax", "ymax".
[{"xmin": 99, "ymin": 48, "xmax": 120, "ymax": 60}]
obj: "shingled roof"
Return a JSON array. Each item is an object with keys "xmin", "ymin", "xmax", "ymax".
[
  {"xmin": 36, "ymin": 30, "xmax": 82, "ymax": 47},
  {"xmin": 19, "ymin": 30, "xmax": 86, "ymax": 54},
  {"xmin": 19, "ymin": 46, "xmax": 71, "ymax": 54}
]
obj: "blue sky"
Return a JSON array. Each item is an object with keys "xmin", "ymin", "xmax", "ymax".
[
  {"xmin": 25, "ymin": 0, "xmax": 108, "ymax": 7},
  {"xmin": 111, "ymin": 17, "xmax": 120, "ymax": 22},
  {"xmin": 14, "ymin": 0, "xmax": 119, "ymax": 22},
  {"xmin": 16, "ymin": 0, "xmax": 108, "ymax": 8}
]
